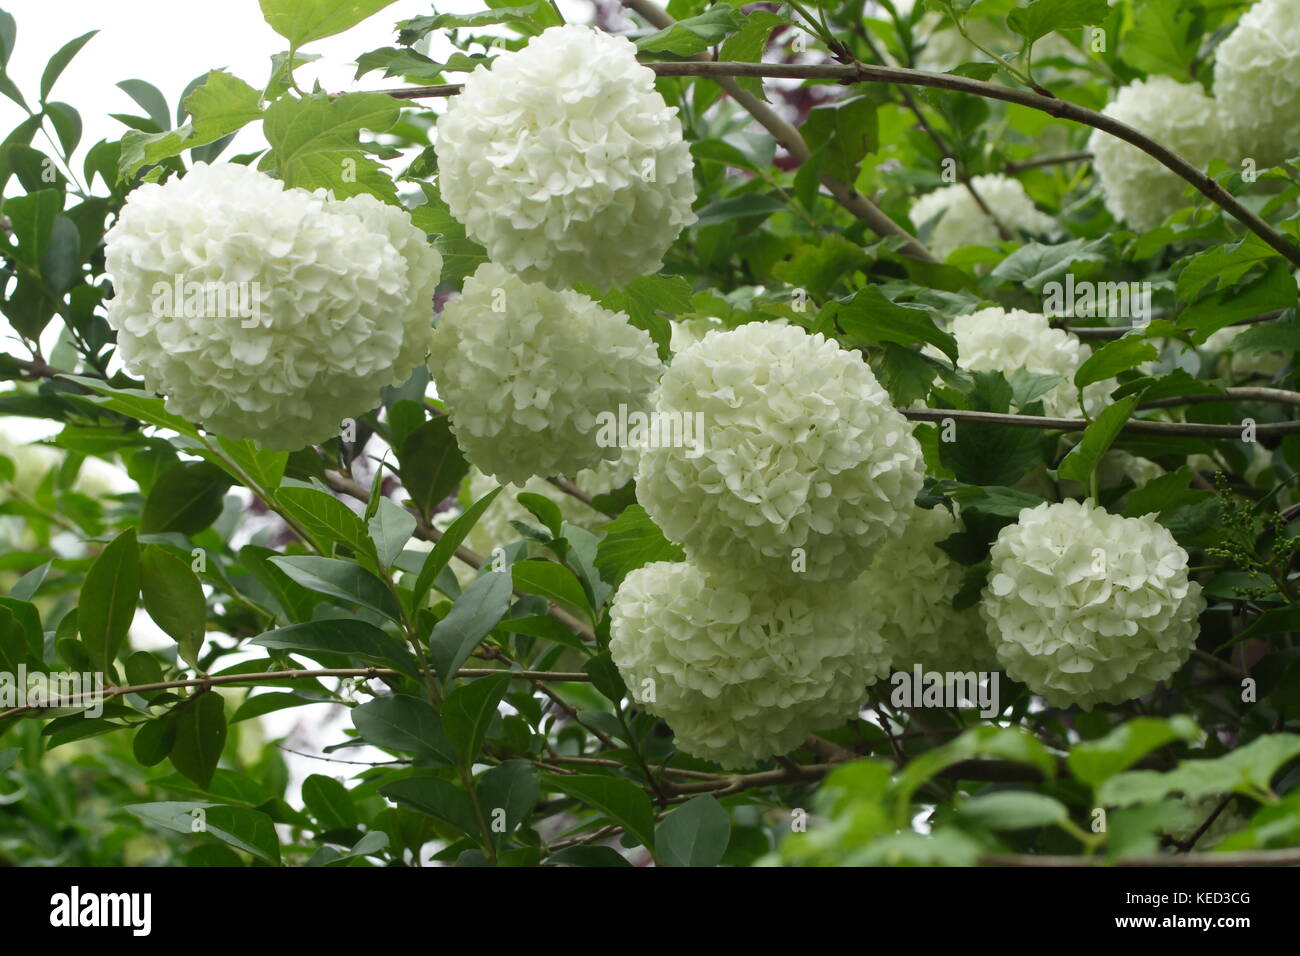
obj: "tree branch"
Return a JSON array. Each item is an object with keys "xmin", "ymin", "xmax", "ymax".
[
  {"xmin": 902, "ymin": 406, "xmax": 1300, "ymax": 438},
  {"xmin": 381, "ymin": 60, "xmax": 1300, "ymax": 266}
]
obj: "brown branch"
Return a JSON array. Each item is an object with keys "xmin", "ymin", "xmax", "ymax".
[
  {"xmin": 902, "ymin": 405, "xmax": 1300, "ymax": 438},
  {"xmin": 1065, "ymin": 310, "xmax": 1285, "ymax": 340},
  {"xmin": 1138, "ymin": 387, "xmax": 1300, "ymax": 411}
]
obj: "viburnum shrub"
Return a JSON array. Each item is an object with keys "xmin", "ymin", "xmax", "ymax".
[{"xmin": 2, "ymin": 0, "xmax": 1300, "ymax": 870}]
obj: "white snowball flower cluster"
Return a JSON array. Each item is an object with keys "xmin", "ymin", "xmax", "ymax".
[
  {"xmin": 435, "ymin": 24, "xmax": 696, "ymax": 291},
  {"xmin": 936, "ymin": 307, "xmax": 1114, "ymax": 418},
  {"xmin": 981, "ymin": 500, "xmax": 1205, "ymax": 710},
  {"xmin": 609, "ymin": 560, "xmax": 890, "ymax": 767},
  {"xmin": 104, "ymin": 163, "xmax": 441, "ymax": 450},
  {"xmin": 1088, "ymin": 77, "xmax": 1224, "ymax": 231},
  {"xmin": 858, "ymin": 505, "xmax": 995, "ymax": 672},
  {"xmin": 1213, "ymin": 0, "xmax": 1300, "ymax": 167},
  {"xmin": 909, "ymin": 174, "xmax": 1056, "ymax": 261},
  {"xmin": 636, "ymin": 322, "xmax": 925, "ymax": 586},
  {"xmin": 428, "ymin": 262, "xmax": 661, "ymax": 485}
]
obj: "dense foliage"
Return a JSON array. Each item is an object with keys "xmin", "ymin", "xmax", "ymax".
[{"xmin": 2, "ymin": 0, "xmax": 1300, "ymax": 868}]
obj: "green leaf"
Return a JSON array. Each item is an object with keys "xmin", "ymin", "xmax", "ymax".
[
  {"xmin": 39, "ymin": 215, "xmax": 79, "ymax": 294},
  {"xmin": 594, "ymin": 504, "xmax": 684, "ymax": 587},
  {"xmin": 302, "ymin": 774, "xmax": 358, "ymax": 830},
  {"xmin": 62, "ymin": 376, "xmax": 200, "ymax": 437},
  {"xmin": 352, "ymin": 694, "xmax": 454, "ymax": 762},
  {"xmin": 1073, "ymin": 336, "xmax": 1158, "ymax": 390},
  {"xmin": 991, "ymin": 238, "xmax": 1110, "ymax": 292},
  {"xmin": 772, "ymin": 235, "xmax": 869, "ymax": 299},
  {"xmin": 656, "ymin": 795, "xmax": 730, "ymax": 867},
  {"xmin": 835, "ymin": 286, "xmax": 958, "ymax": 363},
  {"xmin": 1099, "ymin": 734, "xmax": 1300, "ymax": 807},
  {"xmin": 399, "ymin": 416, "xmax": 468, "ymax": 519},
  {"xmin": 802, "ymin": 97, "xmax": 878, "ymax": 184},
  {"xmin": 411, "ymin": 181, "xmax": 487, "ymax": 288},
  {"xmin": 263, "ymin": 91, "xmax": 399, "ymax": 201},
  {"xmin": 117, "ymin": 79, "xmax": 171, "ymax": 131},
  {"xmin": 411, "ymin": 487, "xmax": 502, "ymax": 608},
  {"xmin": 133, "ymin": 714, "xmax": 177, "ymax": 767},
  {"xmin": 397, "ymin": 3, "xmax": 558, "ymax": 42},
  {"xmin": 1068, "ymin": 716, "xmax": 1203, "ymax": 788},
  {"xmin": 1007, "ymin": 0, "xmax": 1108, "ymax": 43},
  {"xmin": 276, "ymin": 485, "xmax": 376, "ymax": 559},
  {"xmin": 1056, "ymin": 396, "xmax": 1138, "ymax": 486},
  {"xmin": 251, "ymin": 619, "xmax": 421, "ymax": 681},
  {"xmin": 139, "ymin": 544, "xmax": 207, "ymax": 668},
  {"xmin": 79, "ymin": 528, "xmax": 140, "ymax": 672},
  {"xmin": 269, "ymin": 555, "xmax": 403, "ymax": 621},
  {"xmin": 379, "ymin": 775, "xmax": 478, "ymax": 837},
  {"xmin": 369, "ymin": 497, "xmax": 417, "ymax": 568},
  {"xmin": 1176, "ymin": 235, "xmax": 1276, "ymax": 304},
  {"xmin": 127, "ymin": 802, "xmax": 280, "ymax": 864},
  {"xmin": 585, "ymin": 651, "xmax": 627, "ymax": 705},
  {"xmin": 939, "ymin": 418, "xmax": 1050, "ymax": 487},
  {"xmin": 230, "ymin": 692, "xmax": 321, "ymax": 723},
  {"xmin": 259, "ymin": 0, "xmax": 401, "ymax": 45},
  {"xmin": 592, "ymin": 275, "xmax": 692, "ymax": 361},
  {"xmin": 443, "ymin": 673, "xmax": 512, "ymax": 766},
  {"xmin": 214, "ymin": 436, "xmax": 289, "ymax": 492},
  {"xmin": 39, "ymin": 30, "xmax": 96, "ymax": 101},
  {"xmin": 1180, "ymin": 260, "xmax": 1298, "ymax": 343},
  {"xmin": 635, "ymin": 6, "xmax": 742, "ymax": 55},
  {"xmin": 140, "ymin": 461, "xmax": 232, "ymax": 535},
  {"xmin": 718, "ymin": 10, "xmax": 787, "ymax": 101},
  {"xmin": 956, "ymin": 791, "xmax": 1069, "ymax": 830},
  {"xmin": 476, "ymin": 759, "xmax": 539, "ymax": 842},
  {"xmin": 428, "ymin": 570, "xmax": 513, "ymax": 686},
  {"xmin": 1122, "ymin": 466, "xmax": 1212, "ymax": 519},
  {"xmin": 169, "ymin": 692, "xmax": 227, "ymax": 790},
  {"xmin": 544, "ymin": 774, "xmax": 656, "ymax": 850},
  {"xmin": 1119, "ymin": 0, "xmax": 1197, "ymax": 78},
  {"xmin": 510, "ymin": 561, "xmax": 592, "ymax": 621},
  {"xmin": 119, "ymin": 71, "xmax": 262, "ymax": 180}
]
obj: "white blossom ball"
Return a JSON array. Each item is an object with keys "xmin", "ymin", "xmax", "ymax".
[
  {"xmin": 981, "ymin": 499, "xmax": 1205, "ymax": 710},
  {"xmin": 858, "ymin": 505, "xmax": 995, "ymax": 672},
  {"xmin": 1214, "ymin": 0, "xmax": 1300, "ymax": 168},
  {"xmin": 935, "ymin": 307, "xmax": 1114, "ymax": 418},
  {"xmin": 636, "ymin": 322, "xmax": 925, "ymax": 586},
  {"xmin": 1088, "ymin": 77, "xmax": 1224, "ymax": 232},
  {"xmin": 909, "ymin": 174, "xmax": 1056, "ymax": 261},
  {"xmin": 428, "ymin": 262, "xmax": 661, "ymax": 485},
  {"xmin": 435, "ymin": 25, "xmax": 696, "ymax": 291},
  {"xmin": 104, "ymin": 163, "xmax": 441, "ymax": 450},
  {"xmin": 609, "ymin": 560, "xmax": 891, "ymax": 767}
]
